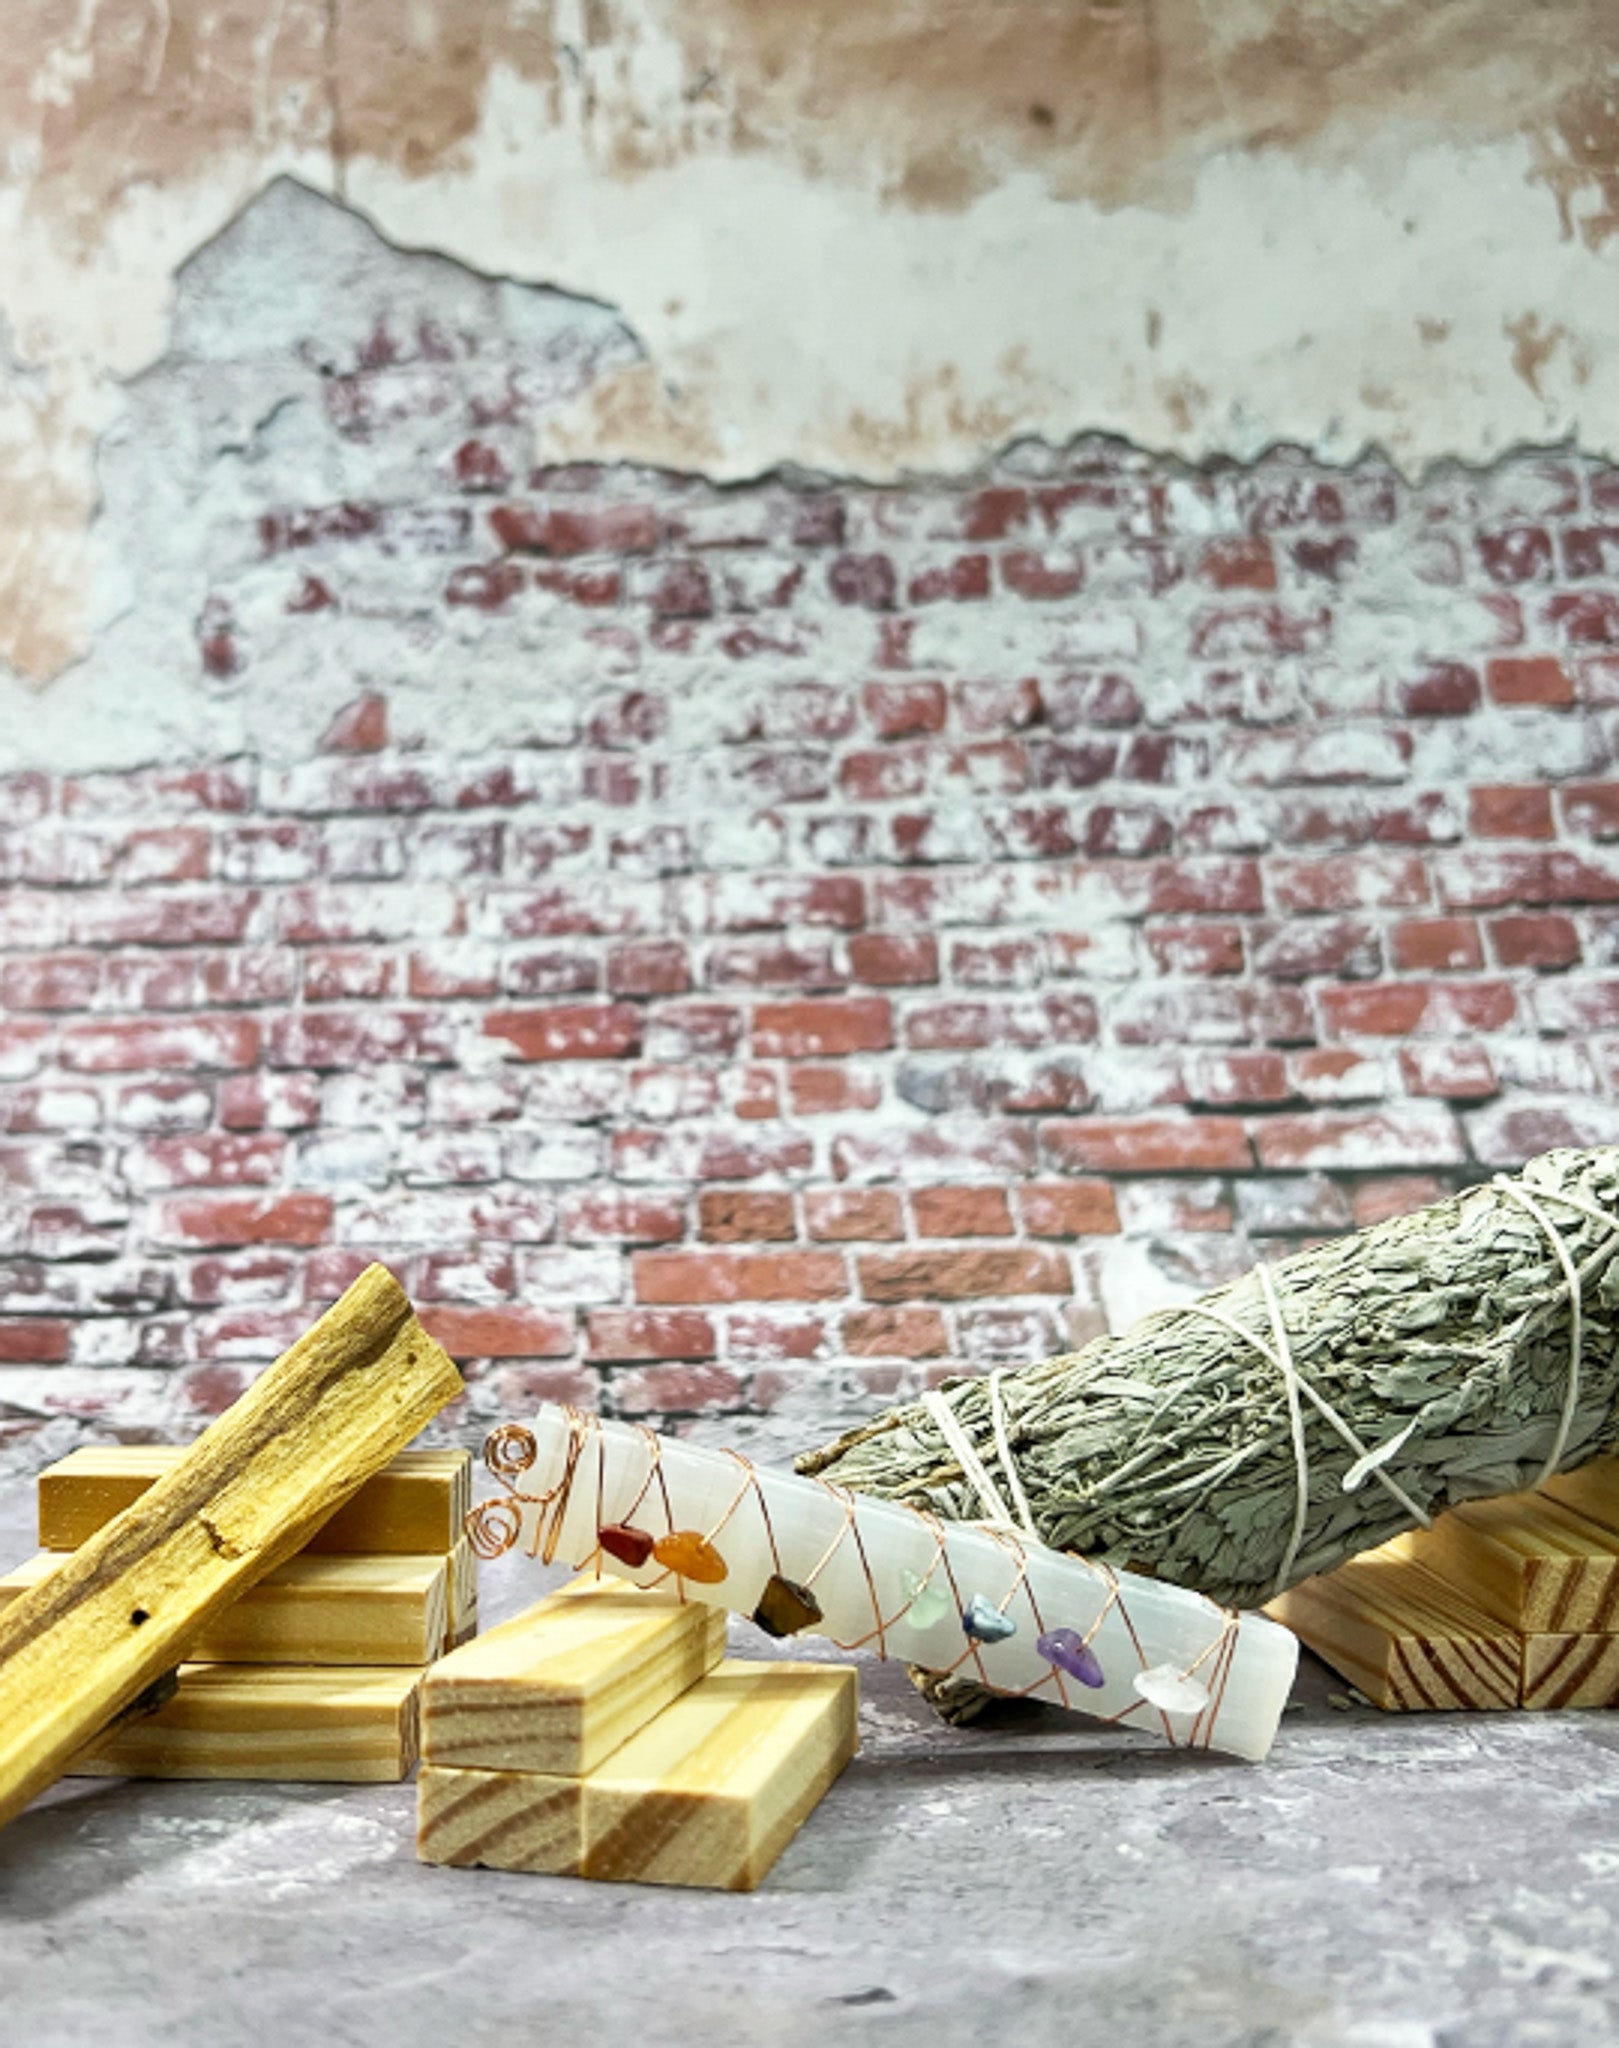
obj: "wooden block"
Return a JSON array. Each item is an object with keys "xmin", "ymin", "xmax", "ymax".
[
  {"xmin": 73, "ymin": 1664, "xmax": 422, "ymax": 1782},
  {"xmin": 1521, "ymin": 1634, "xmax": 1619, "ymax": 1710},
  {"xmin": 0, "ymin": 1264, "xmax": 462, "ymax": 1833},
  {"xmin": 422, "ymin": 1577, "xmax": 726, "ymax": 1775},
  {"xmin": 0, "ymin": 1550, "xmax": 450, "ymax": 1666},
  {"xmin": 39, "ymin": 1446, "xmax": 471, "ymax": 1556},
  {"xmin": 1386, "ymin": 1493, "xmax": 1619, "ymax": 1632},
  {"xmin": 447, "ymin": 1537, "xmax": 479, "ymax": 1648},
  {"xmin": 1267, "ymin": 1553, "xmax": 1520, "ymax": 1710},
  {"xmin": 1541, "ymin": 1456, "xmax": 1619, "ymax": 1535},
  {"xmin": 417, "ymin": 1659, "xmax": 859, "ymax": 1890}
]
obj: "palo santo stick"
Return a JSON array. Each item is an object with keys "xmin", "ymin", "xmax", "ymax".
[
  {"xmin": 422, "ymin": 1577, "xmax": 726, "ymax": 1776},
  {"xmin": 1521, "ymin": 1633, "xmax": 1619, "ymax": 1710},
  {"xmin": 73, "ymin": 1663, "xmax": 422, "ymax": 1782},
  {"xmin": 0, "ymin": 1264, "xmax": 461, "ymax": 1831},
  {"xmin": 1385, "ymin": 1493, "xmax": 1619, "ymax": 1633},
  {"xmin": 1266, "ymin": 1554, "xmax": 1519, "ymax": 1711},
  {"xmin": 418, "ymin": 1659, "xmax": 858, "ymax": 1890},
  {"xmin": 39, "ymin": 1447, "xmax": 471, "ymax": 1556},
  {"xmin": 0, "ymin": 1550, "xmax": 450, "ymax": 1666}
]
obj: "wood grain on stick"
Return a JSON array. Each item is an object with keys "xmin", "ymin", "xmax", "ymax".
[
  {"xmin": 0, "ymin": 1264, "xmax": 461, "ymax": 1831},
  {"xmin": 38, "ymin": 1446, "xmax": 471, "ymax": 1556}
]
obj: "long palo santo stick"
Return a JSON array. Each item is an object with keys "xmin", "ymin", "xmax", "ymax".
[{"xmin": 0, "ymin": 1265, "xmax": 462, "ymax": 1832}]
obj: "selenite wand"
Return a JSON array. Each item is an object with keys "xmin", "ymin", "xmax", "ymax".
[{"xmin": 470, "ymin": 1405, "xmax": 1300, "ymax": 1763}]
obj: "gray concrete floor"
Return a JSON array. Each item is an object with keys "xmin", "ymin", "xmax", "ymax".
[{"xmin": 2, "ymin": 1481, "xmax": 1618, "ymax": 2048}]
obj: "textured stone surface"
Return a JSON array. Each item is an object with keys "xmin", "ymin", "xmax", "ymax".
[{"xmin": 4, "ymin": 1482, "xmax": 1619, "ymax": 2047}]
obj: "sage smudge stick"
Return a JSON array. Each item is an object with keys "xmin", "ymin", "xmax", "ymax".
[{"xmin": 798, "ymin": 1149, "xmax": 1619, "ymax": 1619}]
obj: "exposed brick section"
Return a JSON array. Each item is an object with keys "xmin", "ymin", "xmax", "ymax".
[{"xmin": 11, "ymin": 432, "xmax": 1619, "ymax": 1433}]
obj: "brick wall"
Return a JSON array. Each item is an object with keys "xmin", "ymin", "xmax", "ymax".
[{"xmin": 5, "ymin": 296, "xmax": 1619, "ymax": 1460}]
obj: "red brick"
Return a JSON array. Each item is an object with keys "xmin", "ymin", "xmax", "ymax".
[
  {"xmin": 1352, "ymin": 1175, "xmax": 1450, "ymax": 1227},
  {"xmin": 788, "ymin": 1065, "xmax": 883, "ymax": 1115},
  {"xmin": 303, "ymin": 950, "xmax": 397, "ymax": 1001},
  {"xmin": 58, "ymin": 1016, "xmax": 259, "ymax": 1073},
  {"xmin": 123, "ymin": 826, "xmax": 210, "ymax": 885},
  {"xmin": 1488, "ymin": 912, "xmax": 1580, "ymax": 969},
  {"xmin": 0, "ymin": 1319, "xmax": 70, "ymax": 1363},
  {"xmin": 1563, "ymin": 783, "xmax": 1619, "ymax": 839},
  {"xmin": 483, "ymin": 1004, "xmax": 642, "ymax": 1061},
  {"xmin": 420, "ymin": 1306, "xmax": 575, "ymax": 1358},
  {"xmin": 845, "ymin": 934, "xmax": 938, "ymax": 987},
  {"xmin": 751, "ymin": 997, "xmax": 892, "ymax": 1058},
  {"xmin": 607, "ymin": 942, "xmax": 691, "ymax": 998},
  {"xmin": 697, "ymin": 1191, "xmax": 796, "ymax": 1242},
  {"xmin": 1017, "ymin": 1181, "xmax": 1121, "ymax": 1236},
  {"xmin": 1, "ymin": 953, "xmax": 100, "ymax": 1010},
  {"xmin": 1198, "ymin": 538, "xmax": 1276, "ymax": 590},
  {"xmin": 843, "ymin": 1306, "xmax": 949, "ymax": 1357},
  {"xmin": 1001, "ymin": 548, "xmax": 1084, "ymax": 599},
  {"xmin": 585, "ymin": 1309, "xmax": 716, "ymax": 1360},
  {"xmin": 1398, "ymin": 1044, "xmax": 1498, "ymax": 1099},
  {"xmin": 609, "ymin": 1363, "xmax": 746, "ymax": 1417},
  {"xmin": 152, "ymin": 1193, "xmax": 333, "ymax": 1248},
  {"xmin": 1267, "ymin": 853, "xmax": 1429, "ymax": 913},
  {"xmin": 1469, "ymin": 785, "xmax": 1555, "ymax": 839},
  {"xmin": 829, "ymin": 553, "xmax": 896, "ymax": 608},
  {"xmin": 1043, "ymin": 1116, "xmax": 1251, "ymax": 1173},
  {"xmin": 127, "ymin": 1133, "xmax": 286, "ymax": 1188},
  {"xmin": 1545, "ymin": 591, "xmax": 1619, "ymax": 644},
  {"xmin": 1319, "ymin": 980, "xmax": 1516, "ymax": 1036},
  {"xmin": 491, "ymin": 503, "xmax": 660, "ymax": 555},
  {"xmin": 1487, "ymin": 655, "xmax": 1575, "ymax": 705},
  {"xmin": 1389, "ymin": 917, "xmax": 1484, "ymax": 973},
  {"xmin": 1252, "ymin": 918, "xmax": 1380, "ymax": 981},
  {"xmin": 911, "ymin": 1186, "xmax": 1013, "ymax": 1237},
  {"xmin": 559, "ymin": 1190, "xmax": 686, "ymax": 1243},
  {"xmin": 446, "ymin": 561, "xmax": 524, "ymax": 609},
  {"xmin": 1145, "ymin": 923, "xmax": 1245, "ymax": 976},
  {"xmin": 1396, "ymin": 662, "xmax": 1481, "ymax": 716},
  {"xmin": 909, "ymin": 554, "xmax": 991, "ymax": 603},
  {"xmin": 1253, "ymin": 1107, "xmax": 1465, "ymax": 1169},
  {"xmin": 633, "ymin": 1250, "xmax": 847, "ymax": 1303},
  {"xmin": 863, "ymin": 681, "xmax": 946, "ymax": 739},
  {"xmin": 1477, "ymin": 527, "xmax": 1553, "ymax": 585},
  {"xmin": 857, "ymin": 1247, "xmax": 1068, "ymax": 1301},
  {"xmin": 804, "ymin": 1188, "xmax": 905, "ymax": 1241},
  {"xmin": 1185, "ymin": 1051, "xmax": 1292, "ymax": 1106}
]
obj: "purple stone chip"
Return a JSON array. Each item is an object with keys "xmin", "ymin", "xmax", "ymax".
[{"xmin": 1037, "ymin": 1626, "xmax": 1105, "ymax": 1688}]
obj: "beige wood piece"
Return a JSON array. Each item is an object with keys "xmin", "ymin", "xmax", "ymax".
[
  {"xmin": 0, "ymin": 1550, "xmax": 450, "ymax": 1666},
  {"xmin": 1385, "ymin": 1493, "xmax": 1619, "ymax": 1633},
  {"xmin": 418, "ymin": 1658, "xmax": 859, "ymax": 1890},
  {"xmin": 447, "ymin": 1537, "xmax": 479, "ymax": 1648},
  {"xmin": 39, "ymin": 1446, "xmax": 471, "ymax": 1556},
  {"xmin": 74, "ymin": 1663, "xmax": 422, "ymax": 1782},
  {"xmin": 0, "ymin": 1264, "xmax": 461, "ymax": 1832},
  {"xmin": 1541, "ymin": 1457, "xmax": 1619, "ymax": 1536},
  {"xmin": 1267, "ymin": 1553, "xmax": 1519, "ymax": 1710},
  {"xmin": 422, "ymin": 1577, "xmax": 726, "ymax": 1776},
  {"xmin": 1521, "ymin": 1633, "xmax": 1619, "ymax": 1710}
]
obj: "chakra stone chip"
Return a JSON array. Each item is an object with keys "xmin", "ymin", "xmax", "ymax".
[
  {"xmin": 1132, "ymin": 1663, "xmax": 1210, "ymax": 1716},
  {"xmin": 597, "ymin": 1522, "xmax": 656, "ymax": 1569},
  {"xmin": 752, "ymin": 1573, "xmax": 824, "ymax": 1639},
  {"xmin": 900, "ymin": 1567, "xmax": 951, "ymax": 1631},
  {"xmin": 1036, "ymin": 1626, "xmax": 1105, "ymax": 1689},
  {"xmin": 651, "ymin": 1528, "xmax": 729, "ymax": 1584},
  {"xmin": 961, "ymin": 1592, "xmax": 1017, "ymax": 1644}
]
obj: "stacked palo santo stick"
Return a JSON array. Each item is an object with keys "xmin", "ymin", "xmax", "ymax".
[
  {"xmin": 416, "ymin": 1575, "xmax": 859, "ymax": 1891},
  {"xmin": 1269, "ymin": 1455, "xmax": 1619, "ymax": 1711},
  {"xmin": 0, "ymin": 1446, "xmax": 476, "ymax": 1781}
]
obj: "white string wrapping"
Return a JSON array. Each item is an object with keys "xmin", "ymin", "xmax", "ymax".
[{"xmin": 924, "ymin": 1171, "xmax": 1619, "ymax": 1606}]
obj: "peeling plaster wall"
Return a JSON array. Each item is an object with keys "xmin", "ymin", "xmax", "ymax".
[{"xmin": 2, "ymin": 1, "xmax": 1618, "ymax": 695}]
